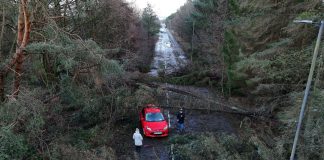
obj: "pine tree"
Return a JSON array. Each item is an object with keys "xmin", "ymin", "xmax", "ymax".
[{"xmin": 141, "ymin": 4, "xmax": 160, "ymax": 38}]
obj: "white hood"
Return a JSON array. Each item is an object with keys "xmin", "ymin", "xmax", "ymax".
[{"xmin": 133, "ymin": 128, "xmax": 143, "ymax": 146}]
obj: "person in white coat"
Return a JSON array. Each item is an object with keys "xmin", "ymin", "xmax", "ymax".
[{"xmin": 133, "ymin": 128, "xmax": 143, "ymax": 153}]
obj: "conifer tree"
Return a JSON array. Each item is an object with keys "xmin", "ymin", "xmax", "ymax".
[{"xmin": 141, "ymin": 4, "xmax": 160, "ymax": 38}]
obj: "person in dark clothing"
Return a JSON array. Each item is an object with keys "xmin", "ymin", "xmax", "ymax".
[{"xmin": 177, "ymin": 108, "xmax": 185, "ymax": 133}]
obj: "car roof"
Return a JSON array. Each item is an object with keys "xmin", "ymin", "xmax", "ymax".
[{"xmin": 144, "ymin": 107, "xmax": 161, "ymax": 113}]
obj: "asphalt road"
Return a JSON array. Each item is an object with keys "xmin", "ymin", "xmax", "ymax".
[{"xmin": 148, "ymin": 24, "xmax": 187, "ymax": 77}]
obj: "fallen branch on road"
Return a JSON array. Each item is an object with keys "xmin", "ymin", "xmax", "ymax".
[{"xmin": 137, "ymin": 82, "xmax": 273, "ymax": 118}]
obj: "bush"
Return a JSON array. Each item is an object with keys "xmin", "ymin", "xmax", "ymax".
[
  {"xmin": 0, "ymin": 127, "xmax": 28, "ymax": 159},
  {"xmin": 170, "ymin": 133, "xmax": 260, "ymax": 160},
  {"xmin": 47, "ymin": 144, "xmax": 116, "ymax": 160}
]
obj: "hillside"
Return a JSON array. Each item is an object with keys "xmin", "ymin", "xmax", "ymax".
[
  {"xmin": 166, "ymin": 0, "xmax": 324, "ymax": 159},
  {"xmin": 0, "ymin": 0, "xmax": 160, "ymax": 159}
]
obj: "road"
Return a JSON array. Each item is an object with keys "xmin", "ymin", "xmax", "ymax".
[
  {"xmin": 138, "ymin": 108, "xmax": 237, "ymax": 160},
  {"xmin": 137, "ymin": 25, "xmax": 237, "ymax": 160},
  {"xmin": 148, "ymin": 24, "xmax": 187, "ymax": 77}
]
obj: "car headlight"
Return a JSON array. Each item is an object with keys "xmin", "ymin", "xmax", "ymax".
[
  {"xmin": 146, "ymin": 126, "xmax": 152, "ymax": 131},
  {"xmin": 163, "ymin": 125, "xmax": 168, "ymax": 130}
]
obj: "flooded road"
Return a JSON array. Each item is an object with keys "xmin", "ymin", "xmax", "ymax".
[{"xmin": 148, "ymin": 24, "xmax": 188, "ymax": 76}]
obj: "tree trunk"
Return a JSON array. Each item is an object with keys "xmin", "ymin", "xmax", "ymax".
[
  {"xmin": 17, "ymin": 2, "xmax": 24, "ymax": 47},
  {"xmin": 0, "ymin": 0, "xmax": 31, "ymax": 101},
  {"xmin": 12, "ymin": 0, "xmax": 31, "ymax": 97},
  {"xmin": 42, "ymin": 53, "xmax": 55, "ymax": 81},
  {"xmin": 63, "ymin": 0, "xmax": 68, "ymax": 27},
  {"xmin": 54, "ymin": 0, "xmax": 61, "ymax": 16},
  {"xmin": 0, "ymin": 73, "xmax": 4, "ymax": 101},
  {"xmin": 0, "ymin": 6, "xmax": 6, "ymax": 58}
]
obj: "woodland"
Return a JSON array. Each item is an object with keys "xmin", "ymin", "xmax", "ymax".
[
  {"xmin": 0, "ymin": 0, "xmax": 160, "ymax": 159},
  {"xmin": 0, "ymin": 0, "xmax": 323, "ymax": 160},
  {"xmin": 166, "ymin": 0, "xmax": 324, "ymax": 159}
]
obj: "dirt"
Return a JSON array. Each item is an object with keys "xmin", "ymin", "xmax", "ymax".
[
  {"xmin": 140, "ymin": 137, "xmax": 169, "ymax": 160},
  {"xmin": 183, "ymin": 110, "xmax": 237, "ymax": 134}
]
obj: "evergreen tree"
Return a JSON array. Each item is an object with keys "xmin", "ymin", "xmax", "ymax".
[{"xmin": 141, "ymin": 4, "xmax": 161, "ymax": 38}]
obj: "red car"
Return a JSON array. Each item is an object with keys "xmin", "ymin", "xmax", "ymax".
[{"xmin": 140, "ymin": 105, "xmax": 169, "ymax": 137}]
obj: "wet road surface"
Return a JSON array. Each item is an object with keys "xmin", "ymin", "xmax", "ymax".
[
  {"xmin": 139, "ymin": 108, "xmax": 236, "ymax": 160},
  {"xmin": 148, "ymin": 24, "xmax": 187, "ymax": 77},
  {"xmin": 139, "ymin": 25, "xmax": 236, "ymax": 160}
]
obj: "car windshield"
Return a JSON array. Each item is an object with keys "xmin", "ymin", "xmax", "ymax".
[{"xmin": 145, "ymin": 112, "xmax": 165, "ymax": 122}]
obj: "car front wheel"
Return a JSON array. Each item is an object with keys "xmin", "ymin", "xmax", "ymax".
[{"xmin": 142, "ymin": 128, "xmax": 146, "ymax": 135}]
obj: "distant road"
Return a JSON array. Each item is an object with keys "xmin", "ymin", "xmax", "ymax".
[{"xmin": 148, "ymin": 25, "xmax": 188, "ymax": 77}]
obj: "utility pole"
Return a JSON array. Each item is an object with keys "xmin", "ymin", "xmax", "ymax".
[
  {"xmin": 290, "ymin": 20, "xmax": 324, "ymax": 160},
  {"xmin": 191, "ymin": 21, "xmax": 195, "ymax": 62}
]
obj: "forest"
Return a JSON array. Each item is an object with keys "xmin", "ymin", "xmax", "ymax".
[{"xmin": 0, "ymin": 0, "xmax": 323, "ymax": 160}]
